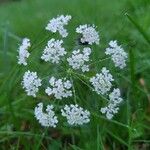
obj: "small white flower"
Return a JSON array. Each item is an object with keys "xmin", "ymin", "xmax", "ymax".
[
  {"xmin": 76, "ymin": 24, "xmax": 99, "ymax": 45},
  {"xmin": 90, "ymin": 67, "xmax": 114, "ymax": 95},
  {"xmin": 109, "ymin": 88, "xmax": 123, "ymax": 104},
  {"xmin": 61, "ymin": 104, "xmax": 90, "ymax": 126},
  {"xmin": 18, "ymin": 38, "xmax": 31, "ymax": 66},
  {"xmin": 41, "ymin": 38, "xmax": 67, "ymax": 64},
  {"xmin": 67, "ymin": 47, "xmax": 91, "ymax": 72},
  {"xmin": 100, "ymin": 88, "xmax": 123, "ymax": 119},
  {"xmin": 22, "ymin": 70, "xmax": 42, "ymax": 97},
  {"xmin": 34, "ymin": 103, "xmax": 58, "ymax": 127},
  {"xmin": 46, "ymin": 15, "xmax": 71, "ymax": 37},
  {"xmin": 45, "ymin": 77, "xmax": 72, "ymax": 99},
  {"xmin": 105, "ymin": 40, "xmax": 128, "ymax": 69}
]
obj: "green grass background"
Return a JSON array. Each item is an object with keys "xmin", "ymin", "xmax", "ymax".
[{"xmin": 0, "ymin": 0, "xmax": 150, "ymax": 149}]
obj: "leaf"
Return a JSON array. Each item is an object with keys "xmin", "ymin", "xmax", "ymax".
[{"xmin": 125, "ymin": 13, "xmax": 150, "ymax": 46}]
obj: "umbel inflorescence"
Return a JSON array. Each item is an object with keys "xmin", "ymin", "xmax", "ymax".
[{"xmin": 17, "ymin": 15, "xmax": 128, "ymax": 128}]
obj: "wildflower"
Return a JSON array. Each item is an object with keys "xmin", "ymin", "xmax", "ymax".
[
  {"xmin": 46, "ymin": 15, "xmax": 71, "ymax": 37},
  {"xmin": 76, "ymin": 24, "xmax": 99, "ymax": 45},
  {"xmin": 67, "ymin": 47, "xmax": 91, "ymax": 72},
  {"xmin": 90, "ymin": 67, "xmax": 114, "ymax": 95},
  {"xmin": 41, "ymin": 38, "xmax": 67, "ymax": 64},
  {"xmin": 61, "ymin": 104, "xmax": 90, "ymax": 125},
  {"xmin": 18, "ymin": 15, "xmax": 128, "ymax": 127},
  {"xmin": 45, "ymin": 77, "xmax": 72, "ymax": 99},
  {"xmin": 105, "ymin": 40, "xmax": 128, "ymax": 69},
  {"xmin": 18, "ymin": 38, "xmax": 31, "ymax": 66},
  {"xmin": 100, "ymin": 88, "xmax": 123, "ymax": 119},
  {"xmin": 34, "ymin": 103, "xmax": 58, "ymax": 127},
  {"xmin": 22, "ymin": 70, "xmax": 42, "ymax": 97}
]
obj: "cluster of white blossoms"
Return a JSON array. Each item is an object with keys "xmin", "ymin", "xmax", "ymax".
[
  {"xmin": 34, "ymin": 103, "xmax": 90, "ymax": 127},
  {"xmin": 90, "ymin": 67, "xmax": 114, "ymax": 95},
  {"xmin": 34, "ymin": 103, "xmax": 58, "ymax": 127},
  {"xmin": 76, "ymin": 24, "xmax": 99, "ymax": 45},
  {"xmin": 18, "ymin": 14, "xmax": 128, "ymax": 128},
  {"xmin": 61, "ymin": 104, "xmax": 90, "ymax": 125},
  {"xmin": 100, "ymin": 88, "xmax": 123, "ymax": 119},
  {"xmin": 18, "ymin": 38, "xmax": 31, "ymax": 66},
  {"xmin": 105, "ymin": 40, "xmax": 128, "ymax": 69},
  {"xmin": 22, "ymin": 71, "xmax": 42, "ymax": 97},
  {"xmin": 46, "ymin": 15, "xmax": 71, "ymax": 38},
  {"xmin": 45, "ymin": 77, "xmax": 72, "ymax": 100},
  {"xmin": 41, "ymin": 38, "xmax": 66, "ymax": 64},
  {"xmin": 67, "ymin": 47, "xmax": 91, "ymax": 72}
]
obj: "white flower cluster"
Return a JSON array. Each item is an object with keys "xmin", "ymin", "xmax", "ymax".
[
  {"xmin": 76, "ymin": 24, "xmax": 99, "ymax": 45},
  {"xmin": 41, "ymin": 38, "xmax": 66, "ymax": 64},
  {"xmin": 18, "ymin": 14, "xmax": 128, "ymax": 126},
  {"xmin": 22, "ymin": 71, "xmax": 42, "ymax": 97},
  {"xmin": 67, "ymin": 47, "xmax": 91, "ymax": 72},
  {"xmin": 100, "ymin": 88, "xmax": 123, "ymax": 119},
  {"xmin": 61, "ymin": 104, "xmax": 90, "ymax": 125},
  {"xmin": 46, "ymin": 15, "xmax": 71, "ymax": 38},
  {"xmin": 18, "ymin": 38, "xmax": 31, "ymax": 66},
  {"xmin": 45, "ymin": 77, "xmax": 72, "ymax": 99},
  {"xmin": 34, "ymin": 103, "xmax": 90, "ymax": 127},
  {"xmin": 34, "ymin": 103, "xmax": 58, "ymax": 127},
  {"xmin": 105, "ymin": 40, "xmax": 128, "ymax": 69},
  {"xmin": 90, "ymin": 67, "xmax": 114, "ymax": 95}
]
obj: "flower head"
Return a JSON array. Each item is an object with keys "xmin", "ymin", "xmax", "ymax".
[
  {"xmin": 22, "ymin": 71, "xmax": 42, "ymax": 97},
  {"xmin": 90, "ymin": 67, "xmax": 114, "ymax": 95},
  {"xmin": 45, "ymin": 77, "xmax": 72, "ymax": 99},
  {"xmin": 41, "ymin": 38, "xmax": 67, "ymax": 64},
  {"xmin": 18, "ymin": 15, "xmax": 127, "ymax": 127},
  {"xmin": 34, "ymin": 103, "xmax": 58, "ymax": 127},
  {"xmin": 61, "ymin": 104, "xmax": 90, "ymax": 126},
  {"xmin": 76, "ymin": 24, "xmax": 99, "ymax": 45},
  {"xmin": 105, "ymin": 40, "xmax": 128, "ymax": 69},
  {"xmin": 18, "ymin": 38, "xmax": 31, "ymax": 66},
  {"xmin": 46, "ymin": 15, "xmax": 71, "ymax": 37},
  {"xmin": 100, "ymin": 88, "xmax": 123, "ymax": 119},
  {"xmin": 67, "ymin": 47, "xmax": 91, "ymax": 72}
]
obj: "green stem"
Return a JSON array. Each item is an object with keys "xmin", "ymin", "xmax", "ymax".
[{"xmin": 129, "ymin": 49, "xmax": 135, "ymax": 95}]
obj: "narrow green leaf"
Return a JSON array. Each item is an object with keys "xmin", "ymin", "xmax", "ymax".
[
  {"xmin": 106, "ymin": 130, "xmax": 128, "ymax": 147},
  {"xmin": 97, "ymin": 125, "xmax": 104, "ymax": 150},
  {"xmin": 125, "ymin": 13, "xmax": 150, "ymax": 45},
  {"xmin": 0, "ymin": 131, "xmax": 52, "ymax": 140},
  {"xmin": 70, "ymin": 144, "xmax": 83, "ymax": 150}
]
